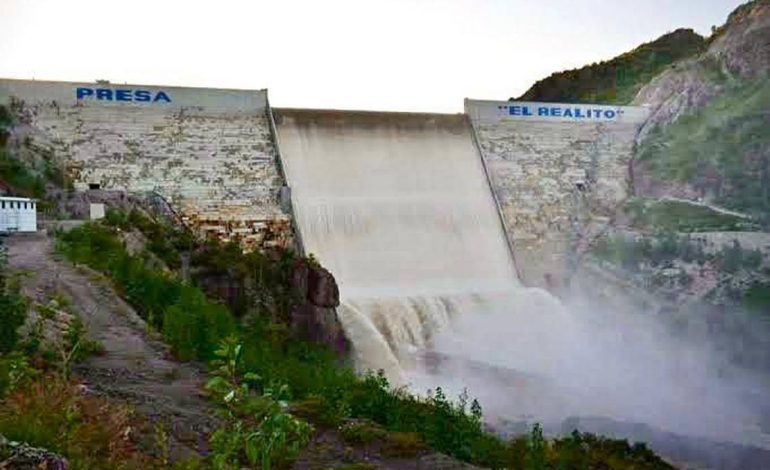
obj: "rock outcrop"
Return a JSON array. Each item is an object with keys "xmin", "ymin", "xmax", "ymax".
[
  {"xmin": 0, "ymin": 435, "xmax": 67, "ymax": 469},
  {"xmin": 290, "ymin": 259, "xmax": 349, "ymax": 357}
]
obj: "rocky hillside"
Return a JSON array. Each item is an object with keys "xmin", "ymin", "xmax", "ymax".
[
  {"xmin": 633, "ymin": 0, "xmax": 770, "ymax": 222},
  {"xmin": 516, "ymin": 28, "xmax": 706, "ymax": 104}
]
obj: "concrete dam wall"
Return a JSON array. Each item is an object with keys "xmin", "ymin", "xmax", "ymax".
[
  {"xmin": 0, "ymin": 79, "xmax": 291, "ymax": 249},
  {"xmin": 466, "ymin": 99, "xmax": 649, "ymax": 287}
]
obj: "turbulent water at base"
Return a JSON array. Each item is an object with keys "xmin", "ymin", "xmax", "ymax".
[
  {"xmin": 275, "ymin": 109, "xmax": 770, "ymax": 466},
  {"xmin": 275, "ymin": 110, "xmax": 522, "ymax": 377}
]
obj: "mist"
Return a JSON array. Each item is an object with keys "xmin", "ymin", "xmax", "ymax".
[{"xmin": 402, "ymin": 286, "xmax": 770, "ymax": 460}]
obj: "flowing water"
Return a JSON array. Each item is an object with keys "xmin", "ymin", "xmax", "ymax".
[{"xmin": 275, "ymin": 109, "xmax": 521, "ymax": 377}]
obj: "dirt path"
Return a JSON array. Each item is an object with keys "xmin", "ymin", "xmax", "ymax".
[
  {"xmin": 660, "ymin": 196, "xmax": 753, "ymax": 219},
  {"xmin": 6, "ymin": 231, "xmax": 216, "ymax": 460}
]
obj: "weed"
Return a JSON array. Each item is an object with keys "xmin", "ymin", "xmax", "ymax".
[
  {"xmin": 340, "ymin": 420, "xmax": 385, "ymax": 447},
  {"xmin": 0, "ymin": 352, "xmax": 36, "ymax": 396},
  {"xmin": 380, "ymin": 431, "xmax": 425, "ymax": 458},
  {"xmin": 154, "ymin": 421, "xmax": 170, "ymax": 467},
  {"xmin": 0, "ymin": 378, "xmax": 151, "ymax": 469},
  {"xmin": 206, "ymin": 337, "xmax": 313, "ymax": 470},
  {"xmin": 57, "ymin": 315, "xmax": 103, "ymax": 379},
  {"xmin": 0, "ymin": 250, "xmax": 27, "ymax": 354}
]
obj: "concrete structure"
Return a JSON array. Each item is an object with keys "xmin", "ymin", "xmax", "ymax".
[
  {"xmin": 466, "ymin": 99, "xmax": 649, "ymax": 287},
  {"xmin": 0, "ymin": 79, "xmax": 291, "ymax": 249},
  {"xmin": 0, "ymin": 196, "xmax": 37, "ymax": 232},
  {"xmin": 89, "ymin": 203, "xmax": 105, "ymax": 220}
]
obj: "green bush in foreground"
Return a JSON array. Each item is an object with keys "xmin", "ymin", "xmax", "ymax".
[{"xmin": 205, "ymin": 337, "xmax": 313, "ymax": 470}]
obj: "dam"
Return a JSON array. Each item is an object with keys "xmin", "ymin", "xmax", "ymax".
[{"xmin": 4, "ymin": 79, "xmax": 769, "ymax": 463}]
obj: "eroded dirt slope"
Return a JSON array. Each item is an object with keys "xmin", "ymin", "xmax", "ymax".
[{"xmin": 7, "ymin": 230, "xmax": 216, "ymax": 460}]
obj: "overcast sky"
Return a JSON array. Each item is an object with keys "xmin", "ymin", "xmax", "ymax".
[{"xmin": 0, "ymin": 0, "xmax": 744, "ymax": 112}]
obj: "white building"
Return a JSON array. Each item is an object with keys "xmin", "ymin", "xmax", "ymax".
[{"xmin": 0, "ymin": 197, "xmax": 37, "ymax": 233}]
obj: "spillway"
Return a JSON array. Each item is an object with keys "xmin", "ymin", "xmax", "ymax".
[{"xmin": 273, "ymin": 109, "xmax": 521, "ymax": 376}]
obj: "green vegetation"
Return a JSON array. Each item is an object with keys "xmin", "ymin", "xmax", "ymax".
[
  {"xmin": 0, "ymin": 104, "xmax": 71, "ymax": 201},
  {"xmin": 57, "ymin": 222, "xmax": 234, "ymax": 361},
  {"xmin": 594, "ymin": 231, "xmax": 763, "ymax": 273},
  {"xmin": 205, "ymin": 337, "xmax": 313, "ymax": 470},
  {"xmin": 517, "ymin": 29, "xmax": 705, "ymax": 104},
  {"xmin": 508, "ymin": 428, "xmax": 670, "ymax": 470},
  {"xmin": 0, "ymin": 250, "xmax": 27, "ymax": 355},
  {"xmin": 742, "ymin": 282, "xmax": 770, "ymax": 314},
  {"xmin": 0, "ymin": 241, "xmax": 197, "ymax": 469},
  {"xmin": 637, "ymin": 78, "xmax": 770, "ymax": 225},
  {"xmin": 52, "ymin": 214, "xmax": 676, "ymax": 469},
  {"xmin": 625, "ymin": 198, "xmax": 758, "ymax": 232}
]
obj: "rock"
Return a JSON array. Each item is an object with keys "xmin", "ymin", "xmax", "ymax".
[
  {"xmin": 290, "ymin": 260, "xmax": 309, "ymax": 300},
  {"xmin": 633, "ymin": 60, "xmax": 722, "ymax": 142},
  {"xmin": 289, "ymin": 259, "xmax": 348, "ymax": 356},
  {"xmin": 307, "ymin": 265, "xmax": 339, "ymax": 308},
  {"xmin": 709, "ymin": 0, "xmax": 770, "ymax": 80},
  {"xmin": 291, "ymin": 304, "xmax": 348, "ymax": 357},
  {"xmin": 0, "ymin": 434, "xmax": 68, "ymax": 469}
]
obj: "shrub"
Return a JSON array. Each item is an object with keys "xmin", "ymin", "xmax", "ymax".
[
  {"xmin": 636, "ymin": 78, "xmax": 770, "ymax": 224},
  {"xmin": 206, "ymin": 337, "xmax": 313, "ymax": 470},
  {"xmin": 57, "ymin": 223, "xmax": 233, "ymax": 361},
  {"xmin": 340, "ymin": 419, "xmax": 385, "ymax": 446},
  {"xmin": 381, "ymin": 431, "xmax": 425, "ymax": 458},
  {"xmin": 163, "ymin": 288, "xmax": 234, "ymax": 361}
]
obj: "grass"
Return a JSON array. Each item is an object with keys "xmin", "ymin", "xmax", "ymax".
[
  {"xmin": 625, "ymin": 198, "xmax": 758, "ymax": 232},
  {"xmin": 0, "ymin": 378, "xmax": 152, "ymax": 470},
  {"xmin": 0, "ymin": 104, "xmax": 73, "ymax": 205}
]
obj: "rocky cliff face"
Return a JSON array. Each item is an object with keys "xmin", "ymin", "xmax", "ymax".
[
  {"xmin": 290, "ymin": 259, "xmax": 349, "ymax": 357},
  {"xmin": 709, "ymin": 0, "xmax": 770, "ymax": 80}
]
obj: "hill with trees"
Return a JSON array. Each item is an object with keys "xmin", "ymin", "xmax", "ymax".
[{"xmin": 516, "ymin": 29, "xmax": 706, "ymax": 104}]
